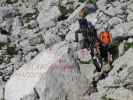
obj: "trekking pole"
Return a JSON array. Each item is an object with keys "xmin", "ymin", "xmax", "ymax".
[{"xmin": 2, "ymin": 87, "xmax": 5, "ymax": 100}]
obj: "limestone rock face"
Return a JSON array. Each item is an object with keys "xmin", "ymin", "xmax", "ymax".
[
  {"xmin": 43, "ymin": 49, "xmax": 88, "ymax": 100},
  {"xmin": 1, "ymin": 0, "xmax": 133, "ymax": 100},
  {"xmin": 97, "ymin": 49, "xmax": 133, "ymax": 100},
  {"xmin": 96, "ymin": 0, "xmax": 129, "ymax": 37},
  {"xmin": 5, "ymin": 42, "xmax": 69, "ymax": 100}
]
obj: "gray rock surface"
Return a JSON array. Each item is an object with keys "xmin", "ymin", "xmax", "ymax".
[
  {"xmin": 1, "ymin": 0, "xmax": 133, "ymax": 100},
  {"xmin": 97, "ymin": 49, "xmax": 133, "ymax": 100},
  {"xmin": 96, "ymin": 0, "xmax": 129, "ymax": 37},
  {"xmin": 43, "ymin": 48, "xmax": 89, "ymax": 100}
]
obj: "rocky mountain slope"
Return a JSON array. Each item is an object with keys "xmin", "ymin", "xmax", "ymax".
[{"xmin": 0, "ymin": 0, "xmax": 133, "ymax": 100}]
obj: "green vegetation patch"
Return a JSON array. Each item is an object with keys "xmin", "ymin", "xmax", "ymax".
[
  {"xmin": 0, "ymin": 42, "xmax": 8, "ymax": 49},
  {"xmin": 7, "ymin": 46, "xmax": 17, "ymax": 56},
  {"xmin": 101, "ymin": 95, "xmax": 115, "ymax": 100},
  {"xmin": 79, "ymin": 0, "xmax": 86, "ymax": 3},
  {"xmin": 0, "ymin": 41, "xmax": 17, "ymax": 64},
  {"xmin": 125, "ymin": 42, "xmax": 133, "ymax": 50},
  {"xmin": 58, "ymin": 5, "xmax": 75, "ymax": 16},
  {"xmin": 23, "ymin": 8, "xmax": 39, "ymax": 23},
  {"xmin": 90, "ymin": 0, "xmax": 97, "ymax": 4},
  {"xmin": 58, "ymin": 0, "xmax": 75, "ymax": 16}
]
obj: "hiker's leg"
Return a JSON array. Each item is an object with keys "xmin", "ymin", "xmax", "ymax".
[
  {"xmin": 99, "ymin": 54, "xmax": 103, "ymax": 68},
  {"xmin": 93, "ymin": 56, "xmax": 101, "ymax": 72},
  {"xmin": 91, "ymin": 41, "xmax": 101, "ymax": 72},
  {"xmin": 95, "ymin": 42, "xmax": 100, "ymax": 55},
  {"xmin": 96, "ymin": 42, "xmax": 103, "ymax": 68},
  {"xmin": 75, "ymin": 31, "xmax": 79, "ymax": 42},
  {"xmin": 79, "ymin": 39, "xmax": 84, "ymax": 49},
  {"xmin": 90, "ymin": 47, "xmax": 94, "ymax": 58},
  {"xmin": 82, "ymin": 39, "xmax": 87, "ymax": 49},
  {"xmin": 101, "ymin": 45, "xmax": 109, "ymax": 62},
  {"xmin": 107, "ymin": 45, "xmax": 113, "ymax": 65},
  {"xmin": 90, "ymin": 39, "xmax": 96, "ymax": 58},
  {"xmin": 84, "ymin": 39, "xmax": 90, "ymax": 50}
]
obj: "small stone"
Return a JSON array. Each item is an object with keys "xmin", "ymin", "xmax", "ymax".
[{"xmin": 29, "ymin": 35, "xmax": 44, "ymax": 46}]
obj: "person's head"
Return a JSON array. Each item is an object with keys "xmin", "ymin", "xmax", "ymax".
[
  {"xmin": 79, "ymin": 9, "xmax": 86, "ymax": 18},
  {"xmin": 79, "ymin": 6, "xmax": 89, "ymax": 18}
]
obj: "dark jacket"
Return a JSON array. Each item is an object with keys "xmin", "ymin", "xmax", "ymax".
[{"xmin": 75, "ymin": 17, "xmax": 97, "ymax": 42}]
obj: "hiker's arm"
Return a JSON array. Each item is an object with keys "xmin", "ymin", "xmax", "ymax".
[{"xmin": 95, "ymin": 41, "xmax": 101, "ymax": 56}]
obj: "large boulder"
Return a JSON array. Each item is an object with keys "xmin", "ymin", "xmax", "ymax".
[
  {"xmin": 110, "ymin": 23, "xmax": 128, "ymax": 37},
  {"xmin": 5, "ymin": 41, "xmax": 97, "ymax": 100},
  {"xmin": 105, "ymin": 87, "xmax": 133, "ymax": 100},
  {"xmin": 5, "ymin": 49, "xmax": 57, "ymax": 100},
  {"xmin": 97, "ymin": 49, "xmax": 133, "ymax": 100},
  {"xmin": 5, "ymin": 42, "xmax": 68, "ymax": 100},
  {"xmin": 5, "ymin": 42, "xmax": 81, "ymax": 100},
  {"xmin": 37, "ymin": 0, "xmax": 61, "ymax": 29},
  {"xmin": 42, "ymin": 47, "xmax": 89, "ymax": 100},
  {"xmin": 0, "ymin": 6, "xmax": 17, "ymax": 19},
  {"xmin": 127, "ymin": 12, "xmax": 133, "ymax": 22},
  {"xmin": 0, "ymin": 34, "xmax": 8, "ymax": 43}
]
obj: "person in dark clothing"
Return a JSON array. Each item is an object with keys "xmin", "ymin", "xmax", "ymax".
[
  {"xmin": 75, "ymin": 9, "xmax": 101, "ymax": 71},
  {"xmin": 99, "ymin": 43, "xmax": 112, "ymax": 61}
]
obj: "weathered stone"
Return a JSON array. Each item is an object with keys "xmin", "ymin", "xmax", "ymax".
[
  {"xmin": 6, "ymin": 0, "xmax": 18, "ymax": 4},
  {"xmin": 106, "ymin": 87, "xmax": 133, "ymax": 100},
  {"xmin": 0, "ymin": 0, "xmax": 133, "ymax": 100},
  {"xmin": 43, "ymin": 53, "xmax": 89, "ymax": 100},
  {"xmin": 98, "ymin": 49, "xmax": 133, "ymax": 98},
  {"xmin": 29, "ymin": 35, "xmax": 44, "ymax": 46},
  {"xmin": 110, "ymin": 23, "xmax": 128, "ymax": 37},
  {"xmin": 11, "ymin": 16, "xmax": 22, "ymax": 35},
  {"xmin": 108, "ymin": 17, "xmax": 122, "ymax": 26},
  {"xmin": 44, "ymin": 32, "xmax": 61, "ymax": 48},
  {"xmin": 118, "ymin": 40, "xmax": 126, "ymax": 56},
  {"xmin": 0, "ymin": 6, "xmax": 17, "ymax": 18},
  {"xmin": 0, "ymin": 34, "xmax": 8, "ymax": 43},
  {"xmin": 126, "ymin": 22, "xmax": 133, "ymax": 32},
  {"xmin": 127, "ymin": 12, "xmax": 133, "ymax": 22},
  {"xmin": 128, "ymin": 3, "xmax": 133, "ymax": 12},
  {"xmin": 96, "ymin": 0, "xmax": 107, "ymax": 9}
]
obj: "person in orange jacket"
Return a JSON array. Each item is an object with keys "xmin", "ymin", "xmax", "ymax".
[{"xmin": 99, "ymin": 25, "xmax": 113, "ymax": 65}]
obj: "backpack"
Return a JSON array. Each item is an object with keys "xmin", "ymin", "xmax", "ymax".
[
  {"xmin": 86, "ymin": 22, "xmax": 97, "ymax": 40},
  {"xmin": 78, "ymin": 18, "xmax": 97, "ymax": 41},
  {"xmin": 100, "ymin": 32, "xmax": 112, "ymax": 45}
]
